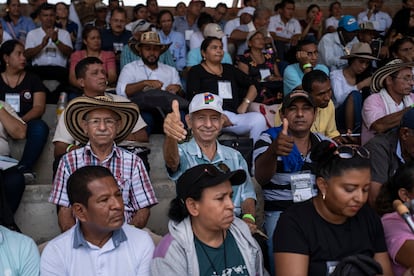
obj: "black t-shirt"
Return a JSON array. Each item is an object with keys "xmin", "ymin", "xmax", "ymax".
[
  {"xmin": 274, "ymin": 200, "xmax": 387, "ymax": 276},
  {"xmin": 186, "ymin": 63, "xmax": 253, "ymax": 113},
  {"xmin": 0, "ymin": 72, "xmax": 45, "ymax": 117}
]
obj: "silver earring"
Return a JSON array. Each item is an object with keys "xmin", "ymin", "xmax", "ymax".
[{"xmin": 322, "ymin": 193, "xmax": 326, "ymax": 200}]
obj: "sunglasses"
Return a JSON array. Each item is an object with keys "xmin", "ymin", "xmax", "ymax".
[
  {"xmin": 192, "ymin": 163, "xmax": 230, "ymax": 184},
  {"xmin": 336, "ymin": 145, "xmax": 370, "ymax": 159}
]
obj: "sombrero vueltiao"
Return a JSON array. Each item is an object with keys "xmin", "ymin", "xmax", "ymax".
[
  {"xmin": 64, "ymin": 96, "xmax": 139, "ymax": 144},
  {"xmin": 370, "ymin": 59, "xmax": 414, "ymax": 93}
]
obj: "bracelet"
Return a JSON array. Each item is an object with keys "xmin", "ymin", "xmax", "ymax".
[
  {"xmin": 243, "ymin": 98, "xmax": 251, "ymax": 104},
  {"xmin": 0, "ymin": 102, "xmax": 3, "ymax": 110},
  {"xmin": 302, "ymin": 63, "xmax": 313, "ymax": 70},
  {"xmin": 54, "ymin": 39, "xmax": 60, "ymax": 45},
  {"xmin": 66, "ymin": 144, "xmax": 75, "ymax": 153},
  {"xmin": 242, "ymin": 213, "xmax": 255, "ymax": 223}
]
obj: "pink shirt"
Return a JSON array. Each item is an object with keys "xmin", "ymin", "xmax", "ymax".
[
  {"xmin": 69, "ymin": 50, "xmax": 116, "ymax": 74},
  {"xmin": 382, "ymin": 212, "xmax": 414, "ymax": 276},
  {"xmin": 361, "ymin": 92, "xmax": 414, "ymax": 145}
]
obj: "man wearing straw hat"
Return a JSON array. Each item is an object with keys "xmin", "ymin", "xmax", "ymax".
[
  {"xmin": 53, "ymin": 57, "xmax": 149, "ymax": 172},
  {"xmin": 49, "ymin": 96, "xmax": 158, "ymax": 232},
  {"xmin": 361, "ymin": 59, "xmax": 414, "ymax": 144},
  {"xmin": 116, "ymin": 31, "xmax": 182, "ymax": 134}
]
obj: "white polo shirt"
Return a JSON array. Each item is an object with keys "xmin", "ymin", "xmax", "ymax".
[{"xmin": 25, "ymin": 27, "xmax": 72, "ymax": 67}]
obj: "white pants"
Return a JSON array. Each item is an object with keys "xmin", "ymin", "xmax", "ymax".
[{"xmin": 223, "ymin": 110, "xmax": 267, "ymax": 144}]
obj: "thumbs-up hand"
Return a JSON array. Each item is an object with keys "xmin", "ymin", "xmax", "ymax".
[
  {"xmin": 272, "ymin": 118, "xmax": 294, "ymax": 156},
  {"xmin": 163, "ymin": 100, "xmax": 187, "ymax": 141}
]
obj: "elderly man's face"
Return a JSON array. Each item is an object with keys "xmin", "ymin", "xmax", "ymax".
[
  {"xmin": 186, "ymin": 109, "xmax": 223, "ymax": 144},
  {"xmin": 81, "ymin": 108, "xmax": 120, "ymax": 148},
  {"xmin": 76, "ymin": 176, "xmax": 125, "ymax": 233},
  {"xmin": 387, "ymin": 68, "xmax": 414, "ymax": 96}
]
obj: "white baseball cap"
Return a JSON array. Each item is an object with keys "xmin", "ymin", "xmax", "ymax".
[
  {"xmin": 237, "ymin": 7, "xmax": 255, "ymax": 17},
  {"xmin": 189, "ymin": 93, "xmax": 224, "ymax": 114}
]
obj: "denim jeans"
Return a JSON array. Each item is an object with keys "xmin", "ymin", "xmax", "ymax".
[
  {"xmin": 18, "ymin": 119, "xmax": 49, "ymax": 172},
  {"xmin": 264, "ymin": 210, "xmax": 283, "ymax": 276},
  {"xmin": 336, "ymin": 90, "xmax": 362, "ymax": 133}
]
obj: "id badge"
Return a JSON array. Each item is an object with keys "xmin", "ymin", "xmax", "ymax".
[
  {"xmin": 259, "ymin": 69, "xmax": 271, "ymax": 80},
  {"xmin": 218, "ymin": 81, "xmax": 232, "ymax": 99},
  {"xmin": 46, "ymin": 47, "xmax": 56, "ymax": 57},
  {"xmin": 185, "ymin": 30, "xmax": 194, "ymax": 41},
  {"xmin": 290, "ymin": 171, "xmax": 315, "ymax": 203},
  {"xmin": 326, "ymin": 261, "xmax": 339, "ymax": 275},
  {"xmin": 5, "ymin": 93, "xmax": 20, "ymax": 113}
]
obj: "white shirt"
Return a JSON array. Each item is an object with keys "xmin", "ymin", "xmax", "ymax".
[
  {"xmin": 330, "ymin": 69, "xmax": 359, "ymax": 108},
  {"xmin": 224, "ymin": 17, "xmax": 240, "ymax": 37},
  {"xmin": 318, "ymin": 32, "xmax": 359, "ymax": 71},
  {"xmin": 1, "ymin": 31, "xmax": 12, "ymax": 45},
  {"xmin": 40, "ymin": 223, "xmax": 154, "ymax": 276},
  {"xmin": 189, "ymin": 30, "xmax": 228, "ymax": 52},
  {"xmin": 116, "ymin": 59, "xmax": 181, "ymax": 97},
  {"xmin": 357, "ymin": 10, "xmax": 392, "ymax": 35},
  {"xmin": 25, "ymin": 27, "xmax": 72, "ymax": 67},
  {"xmin": 325, "ymin": 16, "xmax": 340, "ymax": 31},
  {"xmin": 268, "ymin": 14, "xmax": 301, "ymax": 39}
]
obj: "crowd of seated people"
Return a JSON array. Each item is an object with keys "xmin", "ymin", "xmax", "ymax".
[{"xmin": 3, "ymin": 0, "xmax": 414, "ymax": 275}]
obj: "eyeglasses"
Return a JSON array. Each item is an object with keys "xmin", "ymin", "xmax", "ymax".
[
  {"xmin": 336, "ymin": 145, "xmax": 370, "ymax": 159},
  {"xmin": 306, "ymin": 50, "xmax": 318, "ymax": 57},
  {"xmin": 394, "ymin": 76, "xmax": 414, "ymax": 83},
  {"xmin": 85, "ymin": 118, "xmax": 118, "ymax": 127}
]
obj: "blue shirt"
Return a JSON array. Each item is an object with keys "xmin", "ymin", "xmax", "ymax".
[
  {"xmin": 158, "ymin": 30, "xmax": 187, "ymax": 71},
  {"xmin": 0, "ymin": 226, "xmax": 40, "ymax": 276},
  {"xmin": 1, "ymin": 16, "xmax": 35, "ymax": 44},
  {"xmin": 169, "ymin": 138, "xmax": 256, "ymax": 216},
  {"xmin": 283, "ymin": 63, "xmax": 329, "ymax": 95},
  {"xmin": 187, "ymin": 47, "xmax": 232, "ymax": 67}
]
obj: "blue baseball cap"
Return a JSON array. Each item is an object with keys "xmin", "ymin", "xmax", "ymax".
[{"xmin": 338, "ymin": 15, "xmax": 359, "ymax": 32}]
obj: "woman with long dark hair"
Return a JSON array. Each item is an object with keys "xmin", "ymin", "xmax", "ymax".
[
  {"xmin": 151, "ymin": 164, "xmax": 265, "ymax": 275},
  {"xmin": 68, "ymin": 25, "xmax": 116, "ymax": 89},
  {"xmin": 0, "ymin": 39, "xmax": 49, "ymax": 180},
  {"xmin": 187, "ymin": 36, "xmax": 267, "ymax": 143},
  {"xmin": 274, "ymin": 141, "xmax": 393, "ymax": 275}
]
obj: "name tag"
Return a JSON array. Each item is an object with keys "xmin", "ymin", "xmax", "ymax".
[
  {"xmin": 46, "ymin": 47, "xmax": 56, "ymax": 57},
  {"xmin": 290, "ymin": 171, "xmax": 316, "ymax": 203},
  {"xmin": 259, "ymin": 69, "xmax": 271, "ymax": 80},
  {"xmin": 5, "ymin": 93, "xmax": 20, "ymax": 112},
  {"xmin": 218, "ymin": 81, "xmax": 232, "ymax": 99},
  {"xmin": 185, "ymin": 30, "xmax": 194, "ymax": 41}
]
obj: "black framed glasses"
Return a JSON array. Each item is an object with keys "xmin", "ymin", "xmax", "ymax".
[{"xmin": 336, "ymin": 145, "xmax": 370, "ymax": 159}]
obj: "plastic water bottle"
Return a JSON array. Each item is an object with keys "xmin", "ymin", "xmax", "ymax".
[{"xmin": 56, "ymin": 92, "xmax": 67, "ymax": 121}]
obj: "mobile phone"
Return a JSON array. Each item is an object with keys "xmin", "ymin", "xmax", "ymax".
[{"xmin": 314, "ymin": 11, "xmax": 322, "ymax": 25}]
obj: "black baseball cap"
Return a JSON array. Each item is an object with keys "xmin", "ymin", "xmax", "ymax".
[
  {"xmin": 176, "ymin": 164, "xmax": 246, "ymax": 200},
  {"xmin": 282, "ymin": 90, "xmax": 315, "ymax": 111}
]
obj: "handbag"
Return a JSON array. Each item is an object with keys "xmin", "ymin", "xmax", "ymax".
[
  {"xmin": 130, "ymin": 88, "xmax": 189, "ymax": 113},
  {"xmin": 219, "ymin": 136, "xmax": 254, "ymax": 174}
]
